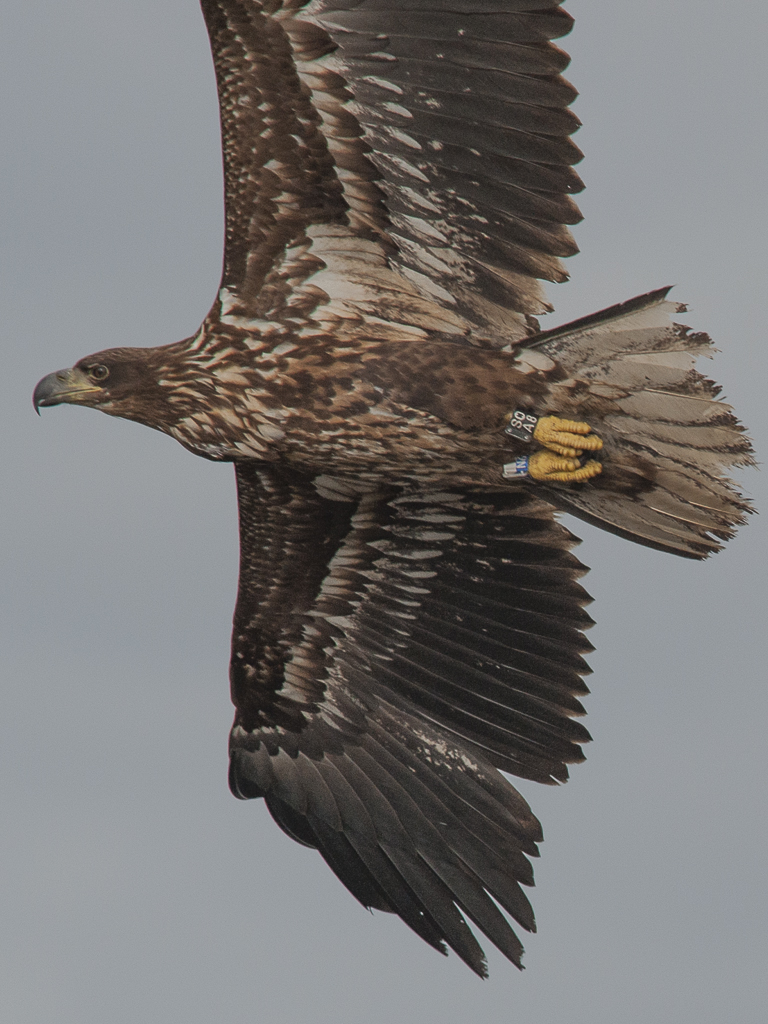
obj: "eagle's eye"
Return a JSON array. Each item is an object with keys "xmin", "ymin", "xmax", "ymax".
[{"xmin": 87, "ymin": 364, "xmax": 110, "ymax": 382}]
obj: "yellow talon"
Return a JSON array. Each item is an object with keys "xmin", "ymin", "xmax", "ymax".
[
  {"xmin": 528, "ymin": 451, "xmax": 603, "ymax": 483},
  {"xmin": 533, "ymin": 415, "xmax": 604, "ymax": 458}
]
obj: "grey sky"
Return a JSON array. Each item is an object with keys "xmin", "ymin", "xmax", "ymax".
[{"xmin": 1, "ymin": 2, "xmax": 766, "ymax": 1022}]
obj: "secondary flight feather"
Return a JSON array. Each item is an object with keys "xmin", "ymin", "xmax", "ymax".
[{"xmin": 33, "ymin": 0, "xmax": 753, "ymax": 977}]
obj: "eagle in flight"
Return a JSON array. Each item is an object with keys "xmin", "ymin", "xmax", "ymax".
[{"xmin": 34, "ymin": 0, "xmax": 752, "ymax": 976}]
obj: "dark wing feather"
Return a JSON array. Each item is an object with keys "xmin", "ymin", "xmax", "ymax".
[
  {"xmin": 228, "ymin": 464, "xmax": 593, "ymax": 974},
  {"xmin": 200, "ymin": 0, "xmax": 582, "ymax": 344}
]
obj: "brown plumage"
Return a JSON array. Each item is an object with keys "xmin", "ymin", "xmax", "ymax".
[{"xmin": 33, "ymin": 0, "xmax": 753, "ymax": 977}]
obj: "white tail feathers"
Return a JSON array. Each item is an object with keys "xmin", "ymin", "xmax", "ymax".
[{"xmin": 528, "ymin": 289, "xmax": 754, "ymax": 558}]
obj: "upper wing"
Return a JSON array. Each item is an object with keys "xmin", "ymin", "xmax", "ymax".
[
  {"xmin": 228, "ymin": 463, "xmax": 594, "ymax": 974},
  {"xmin": 200, "ymin": 0, "xmax": 583, "ymax": 345}
]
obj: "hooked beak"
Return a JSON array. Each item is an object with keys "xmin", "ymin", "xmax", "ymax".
[{"xmin": 33, "ymin": 367, "xmax": 103, "ymax": 414}]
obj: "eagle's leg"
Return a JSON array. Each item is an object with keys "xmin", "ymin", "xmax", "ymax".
[
  {"xmin": 528, "ymin": 450, "xmax": 603, "ymax": 482},
  {"xmin": 533, "ymin": 415, "xmax": 604, "ymax": 458},
  {"xmin": 524, "ymin": 416, "xmax": 604, "ymax": 482}
]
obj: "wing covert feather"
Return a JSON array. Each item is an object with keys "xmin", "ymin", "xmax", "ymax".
[{"xmin": 228, "ymin": 464, "xmax": 593, "ymax": 973}]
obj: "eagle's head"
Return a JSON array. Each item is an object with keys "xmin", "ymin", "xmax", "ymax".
[
  {"xmin": 34, "ymin": 339, "xmax": 258, "ymax": 460},
  {"xmin": 33, "ymin": 343, "xmax": 202, "ymax": 433}
]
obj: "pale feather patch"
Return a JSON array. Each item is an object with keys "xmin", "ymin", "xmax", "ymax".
[
  {"xmin": 313, "ymin": 475, "xmax": 375, "ymax": 502},
  {"xmin": 257, "ymin": 422, "xmax": 286, "ymax": 441},
  {"xmin": 212, "ymin": 367, "xmax": 251, "ymax": 387},
  {"xmin": 381, "ymin": 102, "xmax": 413, "ymax": 119},
  {"xmin": 513, "ymin": 349, "xmax": 557, "ymax": 373},
  {"xmin": 359, "ymin": 75, "xmax": 403, "ymax": 95}
]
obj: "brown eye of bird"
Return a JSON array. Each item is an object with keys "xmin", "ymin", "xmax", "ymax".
[{"xmin": 88, "ymin": 364, "xmax": 109, "ymax": 382}]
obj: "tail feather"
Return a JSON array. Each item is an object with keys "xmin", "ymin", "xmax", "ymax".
[{"xmin": 528, "ymin": 289, "xmax": 755, "ymax": 558}]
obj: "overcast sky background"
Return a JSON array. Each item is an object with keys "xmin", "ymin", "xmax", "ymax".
[{"xmin": 1, "ymin": 2, "xmax": 766, "ymax": 1022}]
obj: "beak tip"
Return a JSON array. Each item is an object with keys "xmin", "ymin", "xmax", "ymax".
[
  {"xmin": 33, "ymin": 369, "xmax": 73, "ymax": 412},
  {"xmin": 32, "ymin": 378, "xmax": 51, "ymax": 414}
]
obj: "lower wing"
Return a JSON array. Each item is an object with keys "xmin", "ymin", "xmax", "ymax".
[{"xmin": 226, "ymin": 464, "xmax": 594, "ymax": 975}]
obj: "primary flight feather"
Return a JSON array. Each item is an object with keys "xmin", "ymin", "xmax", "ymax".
[{"xmin": 34, "ymin": 0, "xmax": 753, "ymax": 977}]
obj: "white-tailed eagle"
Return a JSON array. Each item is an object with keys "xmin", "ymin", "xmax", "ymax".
[{"xmin": 33, "ymin": 0, "xmax": 753, "ymax": 976}]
